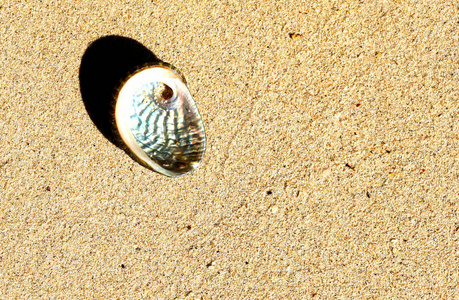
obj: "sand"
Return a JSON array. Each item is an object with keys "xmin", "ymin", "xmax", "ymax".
[{"xmin": 1, "ymin": 0, "xmax": 458, "ymax": 298}]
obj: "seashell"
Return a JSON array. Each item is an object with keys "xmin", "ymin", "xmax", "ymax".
[{"xmin": 114, "ymin": 63, "xmax": 206, "ymax": 177}]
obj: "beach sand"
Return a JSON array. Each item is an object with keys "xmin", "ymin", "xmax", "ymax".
[{"xmin": 1, "ymin": 0, "xmax": 458, "ymax": 298}]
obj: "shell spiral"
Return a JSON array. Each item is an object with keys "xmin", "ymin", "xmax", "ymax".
[{"xmin": 115, "ymin": 64, "xmax": 206, "ymax": 177}]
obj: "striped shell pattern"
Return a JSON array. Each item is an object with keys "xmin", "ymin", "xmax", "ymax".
[{"xmin": 115, "ymin": 64, "xmax": 206, "ymax": 177}]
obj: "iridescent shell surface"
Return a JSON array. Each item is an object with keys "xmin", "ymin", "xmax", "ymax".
[{"xmin": 115, "ymin": 64, "xmax": 206, "ymax": 177}]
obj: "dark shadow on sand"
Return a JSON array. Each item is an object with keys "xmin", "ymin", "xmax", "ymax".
[{"xmin": 79, "ymin": 35, "xmax": 162, "ymax": 147}]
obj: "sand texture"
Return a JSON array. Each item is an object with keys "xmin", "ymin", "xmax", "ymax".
[{"xmin": 1, "ymin": 0, "xmax": 459, "ymax": 298}]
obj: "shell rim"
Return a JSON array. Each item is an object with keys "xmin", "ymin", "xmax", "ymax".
[{"xmin": 114, "ymin": 64, "xmax": 205, "ymax": 177}]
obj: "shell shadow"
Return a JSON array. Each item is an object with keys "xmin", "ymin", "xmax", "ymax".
[{"xmin": 79, "ymin": 35, "xmax": 162, "ymax": 147}]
